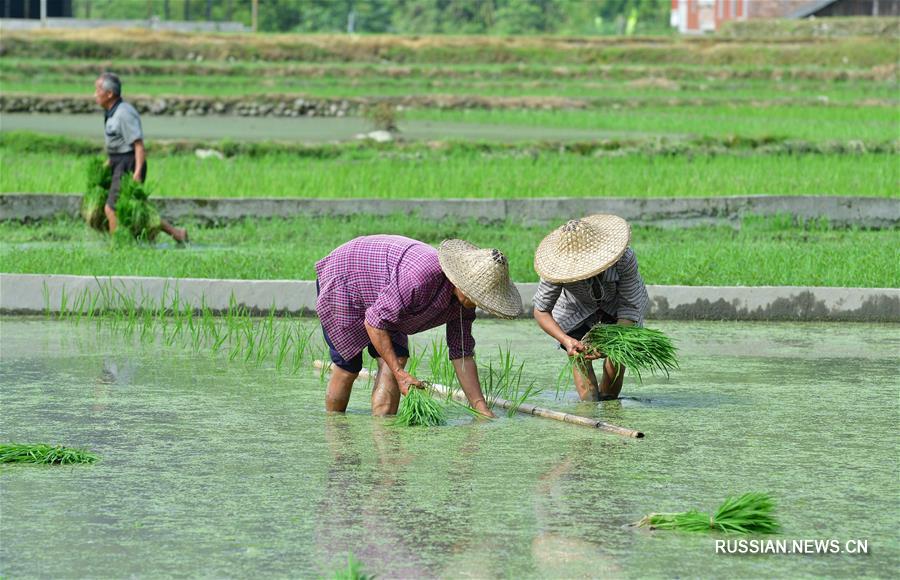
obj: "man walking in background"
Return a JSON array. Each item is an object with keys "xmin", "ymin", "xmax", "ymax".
[{"xmin": 94, "ymin": 72, "xmax": 188, "ymax": 242}]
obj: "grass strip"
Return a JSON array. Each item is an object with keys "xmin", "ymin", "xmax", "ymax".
[
  {"xmin": 2, "ymin": 215, "xmax": 896, "ymax": 288},
  {"xmin": 636, "ymin": 492, "xmax": 779, "ymax": 535},
  {"xmin": 0, "ymin": 443, "xmax": 99, "ymax": 465},
  {"xmin": 3, "ymin": 30, "xmax": 896, "ymax": 67}
]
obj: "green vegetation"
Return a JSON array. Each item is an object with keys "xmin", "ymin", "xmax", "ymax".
[
  {"xmin": 49, "ymin": 282, "xmax": 321, "ymax": 376},
  {"xmin": 2, "ymin": 216, "xmax": 896, "ymax": 287},
  {"xmin": 332, "ymin": 554, "xmax": 374, "ymax": 580},
  {"xmin": 637, "ymin": 492, "xmax": 779, "ymax": 535},
  {"xmin": 3, "ymin": 30, "xmax": 895, "ymax": 66},
  {"xmin": 82, "ymin": 157, "xmax": 162, "ymax": 239},
  {"xmin": 390, "ymin": 386, "xmax": 448, "ymax": 427},
  {"xmin": 68, "ymin": 0, "xmax": 674, "ymax": 35},
  {"xmin": 579, "ymin": 325, "xmax": 678, "ymax": 382},
  {"xmin": 405, "ymin": 106, "xmax": 899, "ymax": 143},
  {"xmin": 3, "ymin": 148, "xmax": 896, "ymax": 199},
  {"xmin": 0, "ymin": 443, "xmax": 99, "ymax": 465},
  {"xmin": 2, "ymin": 58, "xmax": 896, "ymax": 103}
]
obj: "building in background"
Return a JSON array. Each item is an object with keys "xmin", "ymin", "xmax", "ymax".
[{"xmin": 671, "ymin": 0, "xmax": 899, "ymax": 33}]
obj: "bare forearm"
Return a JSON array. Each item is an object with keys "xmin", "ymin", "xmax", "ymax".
[
  {"xmin": 534, "ymin": 308, "xmax": 569, "ymax": 343},
  {"xmin": 364, "ymin": 322, "xmax": 402, "ymax": 375},
  {"xmin": 133, "ymin": 141, "xmax": 146, "ymax": 180},
  {"xmin": 452, "ymin": 356, "xmax": 487, "ymax": 406}
]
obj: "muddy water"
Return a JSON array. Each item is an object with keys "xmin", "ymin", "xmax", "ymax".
[{"xmin": 1, "ymin": 318, "xmax": 897, "ymax": 578}]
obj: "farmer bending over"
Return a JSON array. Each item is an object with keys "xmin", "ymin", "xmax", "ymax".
[
  {"xmin": 316, "ymin": 235, "xmax": 522, "ymax": 418},
  {"xmin": 94, "ymin": 72, "xmax": 188, "ymax": 242},
  {"xmin": 532, "ymin": 215, "xmax": 649, "ymax": 401}
]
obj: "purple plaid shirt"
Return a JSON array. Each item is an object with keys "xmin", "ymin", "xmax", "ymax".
[{"xmin": 315, "ymin": 235, "xmax": 476, "ymax": 361}]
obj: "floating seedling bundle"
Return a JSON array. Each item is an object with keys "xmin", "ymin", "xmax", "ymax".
[
  {"xmin": 390, "ymin": 383, "xmax": 447, "ymax": 427},
  {"xmin": 0, "ymin": 443, "xmax": 99, "ymax": 465},
  {"xmin": 81, "ymin": 157, "xmax": 161, "ymax": 240},
  {"xmin": 636, "ymin": 492, "xmax": 779, "ymax": 535},
  {"xmin": 579, "ymin": 324, "xmax": 678, "ymax": 381},
  {"xmin": 332, "ymin": 554, "xmax": 373, "ymax": 580}
]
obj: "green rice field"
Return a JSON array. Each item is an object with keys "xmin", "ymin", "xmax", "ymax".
[{"xmin": 2, "ymin": 146, "xmax": 896, "ymax": 198}]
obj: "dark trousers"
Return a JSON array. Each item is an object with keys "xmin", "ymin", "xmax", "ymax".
[{"xmin": 106, "ymin": 152, "xmax": 147, "ymax": 209}]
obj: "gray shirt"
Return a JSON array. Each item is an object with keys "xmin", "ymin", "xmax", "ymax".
[
  {"xmin": 532, "ymin": 247, "xmax": 649, "ymax": 332},
  {"xmin": 104, "ymin": 100, "xmax": 143, "ymax": 154}
]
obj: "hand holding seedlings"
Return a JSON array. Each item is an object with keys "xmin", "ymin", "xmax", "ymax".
[
  {"xmin": 394, "ymin": 368, "xmax": 424, "ymax": 396},
  {"xmin": 532, "ymin": 215, "xmax": 652, "ymax": 401},
  {"xmin": 562, "ymin": 336, "xmax": 602, "ymax": 360}
]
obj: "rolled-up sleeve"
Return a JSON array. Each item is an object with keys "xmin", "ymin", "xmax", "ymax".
[
  {"xmin": 445, "ymin": 306, "xmax": 476, "ymax": 359},
  {"xmin": 532, "ymin": 279, "xmax": 563, "ymax": 313},
  {"xmin": 614, "ymin": 248, "xmax": 649, "ymax": 324},
  {"xmin": 365, "ymin": 286, "xmax": 404, "ymax": 330}
]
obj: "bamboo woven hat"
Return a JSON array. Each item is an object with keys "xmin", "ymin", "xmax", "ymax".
[
  {"xmin": 438, "ymin": 239, "xmax": 522, "ymax": 319},
  {"xmin": 534, "ymin": 214, "xmax": 631, "ymax": 283}
]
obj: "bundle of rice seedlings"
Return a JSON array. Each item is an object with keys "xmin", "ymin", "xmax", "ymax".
[
  {"xmin": 116, "ymin": 174, "xmax": 162, "ymax": 241},
  {"xmin": 389, "ymin": 383, "xmax": 447, "ymax": 427},
  {"xmin": 80, "ymin": 157, "xmax": 161, "ymax": 240},
  {"xmin": 332, "ymin": 554, "xmax": 374, "ymax": 580},
  {"xmin": 636, "ymin": 492, "xmax": 779, "ymax": 535},
  {"xmin": 579, "ymin": 324, "xmax": 678, "ymax": 381},
  {"xmin": 0, "ymin": 443, "xmax": 99, "ymax": 465},
  {"xmin": 81, "ymin": 157, "xmax": 111, "ymax": 231}
]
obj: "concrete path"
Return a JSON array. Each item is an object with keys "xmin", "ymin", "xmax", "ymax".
[
  {"xmin": 2, "ymin": 274, "xmax": 897, "ymax": 322},
  {"xmin": 3, "ymin": 194, "xmax": 897, "ymax": 228}
]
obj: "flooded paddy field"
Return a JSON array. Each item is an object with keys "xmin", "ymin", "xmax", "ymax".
[{"xmin": 1, "ymin": 318, "xmax": 897, "ymax": 578}]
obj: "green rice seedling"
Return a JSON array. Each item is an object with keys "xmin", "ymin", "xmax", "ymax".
[
  {"xmin": 578, "ymin": 324, "xmax": 678, "ymax": 382},
  {"xmin": 115, "ymin": 174, "xmax": 162, "ymax": 241},
  {"xmin": 81, "ymin": 157, "xmax": 111, "ymax": 231},
  {"xmin": 275, "ymin": 328, "xmax": 291, "ymax": 371},
  {"xmin": 636, "ymin": 492, "xmax": 779, "ymax": 535},
  {"xmin": 405, "ymin": 345, "xmax": 425, "ymax": 376},
  {"xmin": 291, "ymin": 326, "xmax": 314, "ymax": 374},
  {"xmin": 390, "ymin": 384, "xmax": 447, "ymax": 427},
  {"xmin": 0, "ymin": 443, "xmax": 99, "ymax": 465},
  {"xmin": 332, "ymin": 553, "xmax": 374, "ymax": 580},
  {"xmin": 427, "ymin": 339, "xmax": 458, "ymax": 398},
  {"xmin": 42, "ymin": 281, "xmax": 51, "ymax": 318}
]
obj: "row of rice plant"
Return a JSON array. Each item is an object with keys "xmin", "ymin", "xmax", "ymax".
[{"xmin": 46, "ymin": 282, "xmax": 321, "ymax": 376}]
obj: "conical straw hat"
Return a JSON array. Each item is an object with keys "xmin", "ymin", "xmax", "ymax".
[
  {"xmin": 438, "ymin": 239, "xmax": 522, "ymax": 319},
  {"xmin": 534, "ymin": 215, "xmax": 631, "ymax": 283}
]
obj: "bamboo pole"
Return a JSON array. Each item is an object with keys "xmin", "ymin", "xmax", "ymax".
[{"xmin": 313, "ymin": 360, "xmax": 644, "ymax": 438}]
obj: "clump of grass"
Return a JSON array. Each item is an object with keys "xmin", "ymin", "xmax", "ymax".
[
  {"xmin": 80, "ymin": 156, "xmax": 111, "ymax": 230},
  {"xmin": 579, "ymin": 324, "xmax": 678, "ymax": 381},
  {"xmin": 0, "ymin": 443, "xmax": 99, "ymax": 465},
  {"xmin": 80, "ymin": 157, "xmax": 161, "ymax": 240},
  {"xmin": 636, "ymin": 492, "xmax": 779, "ymax": 535},
  {"xmin": 115, "ymin": 174, "xmax": 162, "ymax": 241},
  {"xmin": 390, "ymin": 384, "xmax": 447, "ymax": 427},
  {"xmin": 332, "ymin": 554, "xmax": 374, "ymax": 580}
]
